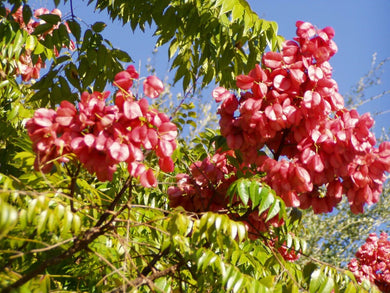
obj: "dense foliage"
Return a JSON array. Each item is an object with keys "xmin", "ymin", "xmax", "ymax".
[{"xmin": 0, "ymin": 0, "xmax": 389, "ymax": 292}]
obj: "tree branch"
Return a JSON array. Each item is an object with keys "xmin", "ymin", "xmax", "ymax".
[
  {"xmin": 2, "ymin": 177, "xmax": 133, "ymax": 292},
  {"xmin": 111, "ymin": 264, "xmax": 179, "ymax": 292}
]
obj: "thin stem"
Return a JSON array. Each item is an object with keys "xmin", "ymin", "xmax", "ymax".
[
  {"xmin": 3, "ymin": 177, "xmax": 133, "ymax": 292},
  {"xmin": 273, "ymin": 129, "xmax": 290, "ymax": 161}
]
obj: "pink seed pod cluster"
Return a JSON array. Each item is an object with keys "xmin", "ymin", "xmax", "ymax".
[{"xmin": 27, "ymin": 65, "xmax": 176, "ymax": 186}]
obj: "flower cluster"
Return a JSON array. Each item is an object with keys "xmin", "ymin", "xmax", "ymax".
[
  {"xmin": 168, "ymin": 151, "xmax": 284, "ymax": 242},
  {"xmin": 27, "ymin": 66, "xmax": 177, "ymax": 186},
  {"xmin": 214, "ymin": 21, "xmax": 390, "ymax": 214},
  {"xmin": 348, "ymin": 232, "xmax": 390, "ymax": 292},
  {"xmin": 168, "ymin": 151, "xmax": 236, "ymax": 212},
  {"xmin": 5, "ymin": 6, "xmax": 75, "ymax": 81}
]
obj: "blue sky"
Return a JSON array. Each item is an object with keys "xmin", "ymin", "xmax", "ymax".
[{"xmin": 30, "ymin": 0, "xmax": 389, "ymax": 134}]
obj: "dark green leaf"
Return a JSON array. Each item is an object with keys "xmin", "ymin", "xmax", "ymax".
[
  {"xmin": 67, "ymin": 19, "xmax": 81, "ymax": 41},
  {"xmin": 58, "ymin": 23, "xmax": 70, "ymax": 46},
  {"xmin": 38, "ymin": 14, "xmax": 61, "ymax": 25},
  {"xmin": 112, "ymin": 49, "xmax": 132, "ymax": 62},
  {"xmin": 22, "ymin": 5, "xmax": 32, "ymax": 26},
  {"xmin": 32, "ymin": 23, "xmax": 54, "ymax": 36},
  {"xmin": 92, "ymin": 21, "xmax": 107, "ymax": 33}
]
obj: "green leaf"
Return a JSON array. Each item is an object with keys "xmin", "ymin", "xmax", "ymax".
[
  {"xmin": 37, "ymin": 210, "xmax": 48, "ymax": 235},
  {"xmin": 59, "ymin": 76, "xmax": 73, "ymax": 100},
  {"xmin": 258, "ymin": 275, "xmax": 275, "ymax": 288},
  {"xmin": 92, "ymin": 22, "xmax": 107, "ymax": 33},
  {"xmin": 318, "ymin": 276, "xmax": 334, "ymax": 293},
  {"xmin": 227, "ymin": 180, "xmax": 238, "ymax": 202},
  {"xmin": 26, "ymin": 34, "xmax": 37, "ymax": 51},
  {"xmin": 33, "ymin": 23, "xmax": 54, "ymax": 36},
  {"xmin": 249, "ymin": 181, "xmax": 260, "ymax": 207},
  {"xmin": 72, "ymin": 214, "xmax": 81, "ymax": 234},
  {"xmin": 38, "ymin": 14, "xmax": 61, "ymax": 25},
  {"xmin": 310, "ymin": 269, "xmax": 325, "ymax": 293},
  {"xmin": 67, "ymin": 19, "xmax": 81, "ymax": 41},
  {"xmin": 34, "ymin": 41, "xmax": 45, "ymax": 54},
  {"xmin": 22, "ymin": 5, "xmax": 33, "ymax": 26},
  {"xmin": 237, "ymin": 179, "xmax": 250, "ymax": 206},
  {"xmin": 344, "ymin": 282, "xmax": 357, "ymax": 293},
  {"xmin": 303, "ymin": 262, "xmax": 318, "ymax": 283},
  {"xmin": 265, "ymin": 200, "xmax": 280, "ymax": 222},
  {"xmin": 0, "ymin": 80, "xmax": 10, "ymax": 89},
  {"xmin": 258, "ymin": 189, "xmax": 275, "ymax": 215},
  {"xmin": 168, "ymin": 38, "xmax": 179, "ymax": 59},
  {"xmin": 112, "ymin": 49, "xmax": 132, "ymax": 62},
  {"xmin": 0, "ymin": 199, "xmax": 18, "ymax": 240},
  {"xmin": 58, "ymin": 23, "xmax": 70, "ymax": 46},
  {"xmin": 7, "ymin": 104, "xmax": 20, "ymax": 121}
]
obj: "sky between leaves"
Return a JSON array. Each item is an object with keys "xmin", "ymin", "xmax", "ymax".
[{"xmin": 29, "ymin": 0, "xmax": 390, "ymax": 135}]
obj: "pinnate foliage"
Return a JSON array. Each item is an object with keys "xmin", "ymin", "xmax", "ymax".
[{"xmin": 90, "ymin": 0, "xmax": 284, "ymax": 89}]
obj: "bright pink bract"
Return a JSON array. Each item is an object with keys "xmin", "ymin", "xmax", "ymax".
[
  {"xmin": 27, "ymin": 67, "xmax": 176, "ymax": 186},
  {"xmin": 348, "ymin": 232, "xmax": 390, "ymax": 292},
  {"xmin": 214, "ymin": 21, "xmax": 390, "ymax": 214}
]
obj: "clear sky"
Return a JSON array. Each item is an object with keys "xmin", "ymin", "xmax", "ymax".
[{"xmin": 29, "ymin": 0, "xmax": 390, "ymax": 134}]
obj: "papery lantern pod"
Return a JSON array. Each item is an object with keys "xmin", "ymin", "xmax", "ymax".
[
  {"xmin": 123, "ymin": 100, "xmax": 143, "ymax": 120},
  {"xmin": 159, "ymin": 122, "xmax": 178, "ymax": 141},
  {"xmin": 95, "ymin": 131, "xmax": 108, "ymax": 151},
  {"xmin": 140, "ymin": 168, "xmax": 157, "ymax": 188},
  {"xmin": 249, "ymin": 64, "xmax": 268, "ymax": 82},
  {"xmin": 156, "ymin": 139, "xmax": 175, "ymax": 157},
  {"xmin": 31, "ymin": 108, "xmax": 57, "ymax": 127},
  {"xmin": 125, "ymin": 65, "xmax": 139, "ymax": 79},
  {"xmin": 212, "ymin": 86, "xmax": 231, "ymax": 102},
  {"xmin": 295, "ymin": 21, "xmax": 316, "ymax": 39},
  {"xmin": 226, "ymin": 133, "xmax": 243, "ymax": 150},
  {"xmin": 289, "ymin": 67, "xmax": 306, "ymax": 85},
  {"xmin": 83, "ymin": 133, "xmax": 96, "ymax": 148},
  {"xmin": 264, "ymin": 104, "xmax": 284, "ymax": 124},
  {"xmin": 220, "ymin": 93, "xmax": 239, "ymax": 115},
  {"xmin": 273, "ymin": 74, "xmax": 292, "ymax": 92},
  {"xmin": 129, "ymin": 124, "xmax": 148, "ymax": 144},
  {"xmin": 138, "ymin": 98, "xmax": 149, "ymax": 115},
  {"xmin": 303, "ymin": 90, "xmax": 322, "ymax": 109},
  {"xmin": 114, "ymin": 71, "xmax": 133, "ymax": 91},
  {"xmin": 262, "ymin": 51, "xmax": 283, "ymax": 69},
  {"xmin": 240, "ymin": 98, "xmax": 262, "ymax": 116},
  {"xmin": 293, "ymin": 165, "xmax": 313, "ymax": 192},
  {"xmin": 95, "ymin": 162, "xmax": 117, "ymax": 182},
  {"xmin": 127, "ymin": 142, "xmax": 144, "ymax": 162},
  {"xmin": 143, "ymin": 76, "xmax": 164, "ymax": 99},
  {"xmin": 308, "ymin": 65, "xmax": 324, "ymax": 82},
  {"xmin": 159, "ymin": 156, "xmax": 174, "ymax": 173},
  {"xmin": 252, "ymin": 82, "xmax": 268, "ymax": 98},
  {"xmin": 236, "ymin": 74, "xmax": 254, "ymax": 90},
  {"xmin": 34, "ymin": 7, "xmax": 50, "ymax": 18},
  {"xmin": 109, "ymin": 141, "xmax": 130, "ymax": 162},
  {"xmin": 143, "ymin": 129, "xmax": 158, "ymax": 150},
  {"xmin": 56, "ymin": 100, "xmax": 77, "ymax": 126},
  {"xmin": 321, "ymin": 26, "xmax": 335, "ymax": 40},
  {"xmin": 128, "ymin": 162, "xmax": 146, "ymax": 177}
]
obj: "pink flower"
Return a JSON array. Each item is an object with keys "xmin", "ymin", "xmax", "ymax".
[{"xmin": 143, "ymin": 76, "xmax": 164, "ymax": 98}]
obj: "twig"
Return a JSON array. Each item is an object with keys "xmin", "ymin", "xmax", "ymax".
[
  {"xmin": 2, "ymin": 177, "xmax": 133, "ymax": 292},
  {"xmin": 110, "ymin": 264, "xmax": 179, "ymax": 292}
]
